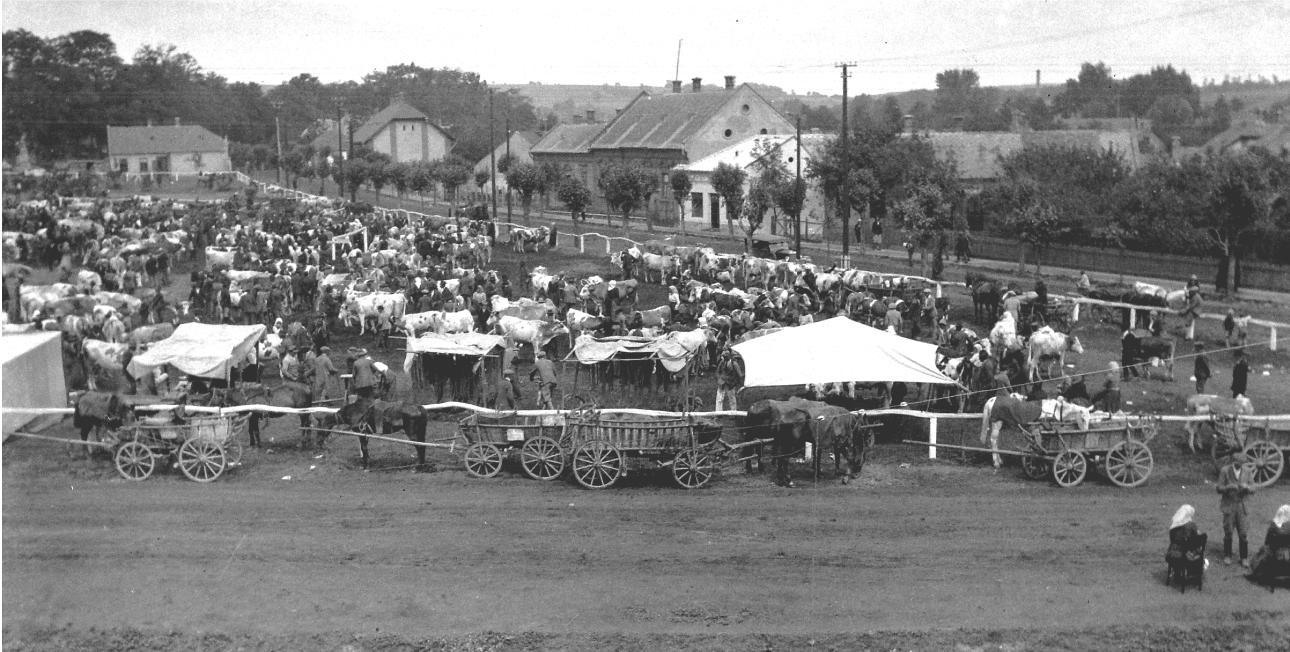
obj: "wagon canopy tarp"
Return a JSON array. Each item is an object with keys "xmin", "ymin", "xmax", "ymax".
[
  {"xmin": 568, "ymin": 332, "xmax": 703, "ymax": 373},
  {"xmin": 732, "ymin": 316, "xmax": 953, "ymax": 387},
  {"xmin": 405, "ymin": 332, "xmax": 507, "ymax": 356},
  {"xmin": 127, "ymin": 323, "xmax": 266, "ymax": 380}
]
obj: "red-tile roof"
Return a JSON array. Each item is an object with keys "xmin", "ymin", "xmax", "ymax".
[
  {"xmin": 530, "ymin": 124, "xmax": 605, "ymax": 155},
  {"xmin": 107, "ymin": 125, "xmax": 226, "ymax": 155},
  {"xmin": 588, "ymin": 90, "xmax": 732, "ymax": 152}
]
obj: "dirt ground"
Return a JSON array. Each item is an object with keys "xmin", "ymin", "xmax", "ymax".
[{"xmin": 7, "ymin": 191, "xmax": 1290, "ymax": 650}]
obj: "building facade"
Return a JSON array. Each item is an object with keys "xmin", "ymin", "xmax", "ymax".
[
  {"xmin": 106, "ymin": 123, "xmax": 231, "ymax": 177},
  {"xmin": 310, "ymin": 98, "xmax": 455, "ymax": 164}
]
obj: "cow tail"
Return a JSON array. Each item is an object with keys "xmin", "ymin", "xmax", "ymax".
[{"xmin": 979, "ymin": 397, "xmax": 993, "ymax": 444}]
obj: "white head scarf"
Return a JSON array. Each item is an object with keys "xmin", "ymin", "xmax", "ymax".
[
  {"xmin": 1171, "ymin": 505, "xmax": 1195, "ymax": 530},
  {"xmin": 1275, "ymin": 505, "xmax": 1290, "ymax": 529}
]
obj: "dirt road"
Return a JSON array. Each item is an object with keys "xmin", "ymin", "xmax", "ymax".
[{"xmin": 5, "ymin": 427, "xmax": 1289, "ymax": 650}]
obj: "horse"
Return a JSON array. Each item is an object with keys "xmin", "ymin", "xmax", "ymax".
[
  {"xmin": 744, "ymin": 398, "xmax": 874, "ymax": 487},
  {"xmin": 211, "ymin": 381, "xmax": 314, "ymax": 448},
  {"xmin": 318, "ymin": 398, "xmax": 430, "ymax": 470},
  {"xmin": 1182, "ymin": 394, "xmax": 1255, "ymax": 454},
  {"xmin": 71, "ymin": 391, "xmax": 134, "ymax": 456},
  {"xmin": 966, "ymin": 271, "xmax": 1001, "ymax": 324},
  {"xmin": 979, "ymin": 396, "xmax": 1091, "ymax": 469}
]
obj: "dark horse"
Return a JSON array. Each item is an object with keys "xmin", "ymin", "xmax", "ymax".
[
  {"xmin": 318, "ymin": 398, "xmax": 430, "ymax": 470},
  {"xmin": 211, "ymin": 381, "xmax": 314, "ymax": 448},
  {"xmin": 965, "ymin": 271, "xmax": 1001, "ymax": 324},
  {"xmin": 744, "ymin": 398, "xmax": 873, "ymax": 487},
  {"xmin": 72, "ymin": 391, "xmax": 134, "ymax": 456}
]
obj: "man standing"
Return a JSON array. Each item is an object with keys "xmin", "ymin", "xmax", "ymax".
[
  {"xmin": 313, "ymin": 346, "xmax": 338, "ymax": 402},
  {"xmin": 494, "ymin": 368, "xmax": 522, "ymax": 410},
  {"xmin": 1193, "ymin": 342, "xmax": 1211, "ymax": 394},
  {"xmin": 715, "ymin": 350, "xmax": 744, "ymax": 411},
  {"xmin": 884, "ymin": 305, "xmax": 903, "ymax": 336},
  {"xmin": 351, "ymin": 350, "xmax": 377, "ymax": 400},
  {"xmin": 954, "ymin": 230, "xmax": 972, "ymax": 263},
  {"xmin": 1232, "ymin": 349, "xmax": 1249, "ymax": 399},
  {"xmin": 280, "ymin": 348, "xmax": 300, "ymax": 383},
  {"xmin": 528, "ymin": 350, "xmax": 558, "ymax": 410},
  {"xmin": 375, "ymin": 305, "xmax": 392, "ymax": 350},
  {"xmin": 1217, "ymin": 452, "xmax": 1255, "ymax": 567},
  {"xmin": 871, "ymin": 219, "xmax": 883, "ymax": 248}
]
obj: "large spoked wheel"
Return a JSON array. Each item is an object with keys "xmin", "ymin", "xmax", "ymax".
[
  {"xmin": 672, "ymin": 448, "xmax": 715, "ymax": 489},
  {"xmin": 1245, "ymin": 441, "xmax": 1285, "ymax": 488},
  {"xmin": 1105, "ymin": 441, "xmax": 1153, "ymax": 488},
  {"xmin": 572, "ymin": 441, "xmax": 623, "ymax": 489},
  {"xmin": 521, "ymin": 436, "xmax": 565, "ymax": 481},
  {"xmin": 1051, "ymin": 450, "xmax": 1087, "ymax": 488},
  {"xmin": 1021, "ymin": 455, "xmax": 1050, "ymax": 480},
  {"xmin": 178, "ymin": 439, "xmax": 226, "ymax": 483},
  {"xmin": 114, "ymin": 441, "xmax": 155, "ymax": 481},
  {"xmin": 463, "ymin": 442, "xmax": 504, "ymax": 479}
]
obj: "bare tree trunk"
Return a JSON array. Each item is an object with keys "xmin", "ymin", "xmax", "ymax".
[
  {"xmin": 1224, "ymin": 248, "xmax": 1237, "ymax": 295},
  {"xmin": 677, "ymin": 203, "xmax": 687, "ymax": 246},
  {"xmin": 920, "ymin": 244, "xmax": 929, "ymax": 277},
  {"xmin": 1035, "ymin": 247, "xmax": 1043, "ymax": 275},
  {"xmin": 1016, "ymin": 241, "xmax": 1027, "ymax": 274}
]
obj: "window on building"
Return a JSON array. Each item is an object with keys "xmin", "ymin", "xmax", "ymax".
[
  {"xmin": 691, "ymin": 192, "xmax": 704, "ymax": 218},
  {"xmin": 117, "ymin": 158, "xmax": 128, "ymax": 172},
  {"xmin": 723, "ymin": 129, "xmax": 733, "ymax": 138},
  {"xmin": 138, "ymin": 159, "xmax": 149, "ymax": 173},
  {"xmin": 759, "ymin": 128, "xmax": 768, "ymax": 134}
]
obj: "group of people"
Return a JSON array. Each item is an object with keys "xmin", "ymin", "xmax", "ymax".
[{"xmin": 1167, "ymin": 450, "xmax": 1290, "ymax": 585}]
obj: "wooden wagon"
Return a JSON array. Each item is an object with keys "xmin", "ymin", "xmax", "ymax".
[
  {"xmin": 563, "ymin": 408, "xmax": 716, "ymax": 490},
  {"xmin": 110, "ymin": 413, "xmax": 249, "ymax": 482},
  {"xmin": 1023, "ymin": 416, "xmax": 1161, "ymax": 488},
  {"xmin": 457, "ymin": 412, "xmax": 567, "ymax": 481},
  {"xmin": 1211, "ymin": 415, "xmax": 1290, "ymax": 487}
]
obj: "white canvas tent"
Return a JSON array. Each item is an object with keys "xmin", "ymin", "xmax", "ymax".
[
  {"xmin": 731, "ymin": 317, "xmax": 953, "ymax": 387},
  {"xmin": 2, "ymin": 330, "xmax": 67, "ymax": 434},
  {"xmin": 127, "ymin": 323, "xmax": 266, "ymax": 381}
]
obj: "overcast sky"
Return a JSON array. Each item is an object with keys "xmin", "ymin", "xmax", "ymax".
[{"xmin": 4, "ymin": 0, "xmax": 1287, "ymax": 95}]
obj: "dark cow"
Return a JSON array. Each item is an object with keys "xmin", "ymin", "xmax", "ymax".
[
  {"xmin": 1121, "ymin": 330, "xmax": 1176, "ymax": 381},
  {"xmin": 744, "ymin": 398, "xmax": 874, "ymax": 487}
]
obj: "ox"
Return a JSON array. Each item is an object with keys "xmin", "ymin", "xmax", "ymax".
[
  {"xmin": 511, "ymin": 226, "xmax": 550, "ymax": 253},
  {"xmin": 1183, "ymin": 394, "xmax": 1256, "ymax": 454},
  {"xmin": 82, "ymin": 339, "xmax": 130, "ymax": 391},
  {"xmin": 399, "ymin": 310, "xmax": 439, "ymax": 338},
  {"xmin": 342, "ymin": 293, "xmax": 407, "ymax": 335},
  {"xmin": 494, "ymin": 315, "xmax": 568, "ymax": 353},
  {"xmin": 1122, "ymin": 331, "xmax": 1176, "ymax": 381},
  {"xmin": 565, "ymin": 309, "xmax": 607, "ymax": 347},
  {"xmin": 632, "ymin": 305, "xmax": 672, "ymax": 329},
  {"xmin": 1026, "ymin": 326, "xmax": 1084, "ymax": 381},
  {"xmin": 429, "ymin": 309, "xmax": 476, "ymax": 334}
]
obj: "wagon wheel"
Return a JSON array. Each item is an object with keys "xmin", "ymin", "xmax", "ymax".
[
  {"xmin": 1105, "ymin": 441, "xmax": 1153, "ymax": 488},
  {"xmin": 1021, "ymin": 455, "xmax": 1050, "ymax": 480},
  {"xmin": 520, "ymin": 436, "xmax": 565, "ymax": 481},
  {"xmin": 178, "ymin": 439, "xmax": 226, "ymax": 483},
  {"xmin": 572, "ymin": 440, "xmax": 623, "ymax": 489},
  {"xmin": 1051, "ymin": 450, "xmax": 1087, "ymax": 488},
  {"xmin": 463, "ymin": 442, "xmax": 504, "ymax": 479},
  {"xmin": 114, "ymin": 441, "xmax": 155, "ymax": 481},
  {"xmin": 1244, "ymin": 441, "xmax": 1285, "ymax": 488},
  {"xmin": 672, "ymin": 448, "xmax": 715, "ymax": 489}
]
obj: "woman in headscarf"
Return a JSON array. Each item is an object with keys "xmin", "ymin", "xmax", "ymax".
[
  {"xmin": 1248, "ymin": 505, "xmax": 1290, "ymax": 579},
  {"xmin": 1166, "ymin": 505, "xmax": 1205, "ymax": 568}
]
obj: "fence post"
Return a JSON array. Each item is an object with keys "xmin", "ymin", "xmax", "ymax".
[
  {"xmin": 928, "ymin": 417, "xmax": 938, "ymax": 460},
  {"xmin": 605, "ymin": 237, "xmax": 611, "ymax": 254},
  {"xmin": 1072, "ymin": 301, "xmax": 1080, "ymax": 323},
  {"xmin": 935, "ymin": 283, "xmax": 942, "ymax": 299},
  {"xmin": 579, "ymin": 235, "xmax": 585, "ymax": 254},
  {"xmin": 1129, "ymin": 308, "xmax": 1136, "ymax": 329},
  {"xmin": 1271, "ymin": 326, "xmax": 1278, "ymax": 351}
]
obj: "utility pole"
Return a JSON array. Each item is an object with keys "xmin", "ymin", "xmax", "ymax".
[
  {"xmin": 270, "ymin": 100, "xmax": 284, "ymax": 185},
  {"xmin": 489, "ymin": 89, "xmax": 498, "ymax": 221},
  {"xmin": 336, "ymin": 100, "xmax": 345, "ymax": 199},
  {"xmin": 348, "ymin": 116, "xmax": 357, "ymax": 203},
  {"xmin": 505, "ymin": 117, "xmax": 512, "ymax": 222},
  {"xmin": 836, "ymin": 61, "xmax": 855, "ymax": 266},
  {"xmin": 794, "ymin": 112, "xmax": 802, "ymax": 260}
]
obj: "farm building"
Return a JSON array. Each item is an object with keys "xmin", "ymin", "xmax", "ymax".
[
  {"xmin": 106, "ymin": 122, "xmax": 232, "ymax": 177},
  {"xmin": 310, "ymin": 97, "xmax": 455, "ymax": 164},
  {"xmin": 472, "ymin": 130, "xmax": 541, "ymax": 195}
]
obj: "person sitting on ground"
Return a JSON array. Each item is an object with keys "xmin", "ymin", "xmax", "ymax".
[
  {"xmin": 1248, "ymin": 505, "xmax": 1290, "ymax": 580},
  {"xmin": 1165, "ymin": 504, "xmax": 1207, "ymax": 576},
  {"xmin": 1076, "ymin": 271, "xmax": 1092, "ymax": 294}
]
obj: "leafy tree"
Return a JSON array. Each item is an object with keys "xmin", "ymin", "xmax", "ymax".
[
  {"xmin": 505, "ymin": 162, "xmax": 543, "ymax": 223},
  {"xmin": 436, "ymin": 155, "xmax": 471, "ymax": 215},
  {"xmin": 598, "ymin": 163, "xmax": 654, "ymax": 233},
  {"xmin": 536, "ymin": 161, "xmax": 562, "ymax": 219},
  {"xmin": 1055, "ymin": 61, "xmax": 1120, "ymax": 118},
  {"xmin": 670, "ymin": 169, "xmax": 693, "ymax": 238},
  {"xmin": 475, "ymin": 170, "xmax": 491, "ymax": 192},
  {"xmin": 1121, "ymin": 65, "xmax": 1199, "ymax": 118},
  {"xmin": 408, "ymin": 162, "xmax": 435, "ymax": 209},
  {"xmin": 1000, "ymin": 197, "xmax": 1071, "ymax": 274},
  {"xmin": 1199, "ymin": 151, "xmax": 1275, "ymax": 294},
  {"xmin": 390, "ymin": 162, "xmax": 410, "ymax": 200},
  {"xmin": 711, "ymin": 162, "xmax": 748, "ymax": 239},
  {"xmin": 1147, "ymin": 94, "xmax": 1195, "ymax": 144},
  {"xmin": 556, "ymin": 175, "xmax": 593, "ymax": 222},
  {"xmin": 890, "ymin": 182, "xmax": 954, "ymax": 276},
  {"xmin": 345, "ymin": 158, "xmax": 370, "ymax": 202}
]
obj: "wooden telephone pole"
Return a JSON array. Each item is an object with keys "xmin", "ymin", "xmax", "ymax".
[{"xmin": 836, "ymin": 61, "xmax": 855, "ymax": 266}]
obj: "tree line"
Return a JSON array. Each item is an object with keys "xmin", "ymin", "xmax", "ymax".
[{"xmin": 2, "ymin": 30, "xmax": 538, "ymax": 166}]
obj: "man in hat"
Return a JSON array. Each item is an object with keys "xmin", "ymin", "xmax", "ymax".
[
  {"xmin": 1232, "ymin": 348, "xmax": 1249, "ymax": 399},
  {"xmin": 351, "ymin": 349, "xmax": 377, "ymax": 400},
  {"xmin": 1193, "ymin": 342, "xmax": 1211, "ymax": 394},
  {"xmin": 1181, "ymin": 282, "xmax": 1203, "ymax": 340},
  {"xmin": 529, "ymin": 350, "xmax": 558, "ymax": 410},
  {"xmin": 494, "ymin": 368, "xmax": 522, "ymax": 410},
  {"xmin": 375, "ymin": 305, "xmax": 392, "ymax": 350},
  {"xmin": 280, "ymin": 347, "xmax": 300, "ymax": 383},
  {"xmin": 313, "ymin": 346, "xmax": 338, "ymax": 401},
  {"xmin": 1217, "ymin": 451, "xmax": 1255, "ymax": 567}
]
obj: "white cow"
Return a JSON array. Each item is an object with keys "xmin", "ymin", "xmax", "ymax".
[
  {"xmin": 1183, "ymin": 394, "xmax": 1256, "ymax": 453},
  {"xmin": 205, "ymin": 247, "xmax": 236, "ymax": 270},
  {"xmin": 76, "ymin": 269, "xmax": 103, "ymax": 293},
  {"xmin": 399, "ymin": 310, "xmax": 440, "ymax": 338},
  {"xmin": 989, "ymin": 311, "xmax": 1023, "ymax": 353},
  {"xmin": 1026, "ymin": 326, "xmax": 1084, "ymax": 381},
  {"xmin": 565, "ymin": 309, "xmax": 606, "ymax": 347},
  {"xmin": 495, "ymin": 315, "xmax": 569, "ymax": 351},
  {"xmin": 430, "ymin": 309, "xmax": 476, "ymax": 334},
  {"xmin": 82, "ymin": 339, "xmax": 129, "ymax": 391},
  {"xmin": 342, "ymin": 292, "xmax": 407, "ymax": 335}
]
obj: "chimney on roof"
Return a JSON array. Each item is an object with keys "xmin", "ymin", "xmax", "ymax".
[
  {"xmin": 725, "ymin": 75, "xmax": 736, "ymax": 90},
  {"xmin": 174, "ymin": 117, "xmax": 181, "ymax": 126},
  {"xmin": 672, "ymin": 80, "xmax": 682, "ymax": 94},
  {"xmin": 902, "ymin": 115, "xmax": 914, "ymax": 135},
  {"xmin": 692, "ymin": 77, "xmax": 702, "ymax": 93},
  {"xmin": 1036, "ymin": 69, "xmax": 1041, "ymax": 87},
  {"xmin": 586, "ymin": 110, "xmax": 596, "ymax": 124}
]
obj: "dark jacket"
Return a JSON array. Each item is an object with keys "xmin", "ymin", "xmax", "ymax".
[
  {"xmin": 1166, "ymin": 522, "xmax": 1204, "ymax": 563},
  {"xmin": 1232, "ymin": 359, "xmax": 1249, "ymax": 395},
  {"xmin": 1194, "ymin": 354, "xmax": 1211, "ymax": 381}
]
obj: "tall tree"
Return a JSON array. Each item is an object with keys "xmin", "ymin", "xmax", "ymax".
[
  {"xmin": 598, "ymin": 163, "xmax": 653, "ymax": 233},
  {"xmin": 556, "ymin": 175, "xmax": 593, "ymax": 222},
  {"xmin": 505, "ymin": 161, "xmax": 542, "ymax": 223},
  {"xmin": 711, "ymin": 162, "xmax": 748, "ymax": 239},
  {"xmin": 436, "ymin": 155, "xmax": 471, "ymax": 216},
  {"xmin": 670, "ymin": 169, "xmax": 693, "ymax": 240}
]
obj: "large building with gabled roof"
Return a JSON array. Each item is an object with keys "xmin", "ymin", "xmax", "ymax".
[
  {"xmin": 107, "ymin": 121, "xmax": 231, "ymax": 177},
  {"xmin": 310, "ymin": 97, "xmax": 455, "ymax": 164}
]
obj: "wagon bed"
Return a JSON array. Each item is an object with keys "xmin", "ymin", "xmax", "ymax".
[
  {"xmin": 111, "ymin": 413, "xmax": 249, "ymax": 482},
  {"xmin": 1025, "ymin": 416, "xmax": 1160, "ymax": 488},
  {"xmin": 457, "ymin": 412, "xmax": 567, "ymax": 481},
  {"xmin": 564, "ymin": 409, "xmax": 714, "ymax": 490},
  {"xmin": 1213, "ymin": 416, "xmax": 1290, "ymax": 488}
]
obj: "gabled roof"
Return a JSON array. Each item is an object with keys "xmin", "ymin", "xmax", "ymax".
[
  {"xmin": 1202, "ymin": 121, "xmax": 1290, "ymax": 155},
  {"xmin": 353, "ymin": 99, "xmax": 450, "ymax": 143},
  {"xmin": 922, "ymin": 128, "xmax": 1150, "ymax": 179},
  {"xmin": 107, "ymin": 125, "xmax": 226, "ymax": 155},
  {"xmin": 678, "ymin": 135, "xmax": 793, "ymax": 174},
  {"xmin": 530, "ymin": 124, "xmax": 605, "ymax": 155},
  {"xmin": 588, "ymin": 89, "xmax": 735, "ymax": 152}
]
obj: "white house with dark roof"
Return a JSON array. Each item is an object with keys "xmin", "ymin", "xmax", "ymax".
[
  {"xmin": 310, "ymin": 98, "xmax": 454, "ymax": 164},
  {"xmin": 106, "ymin": 122, "xmax": 231, "ymax": 177}
]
